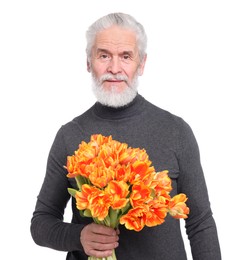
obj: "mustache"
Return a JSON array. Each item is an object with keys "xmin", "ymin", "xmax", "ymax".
[{"xmin": 98, "ymin": 73, "xmax": 129, "ymax": 83}]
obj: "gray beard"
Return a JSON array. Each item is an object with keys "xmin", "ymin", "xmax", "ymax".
[{"xmin": 91, "ymin": 73, "xmax": 139, "ymax": 108}]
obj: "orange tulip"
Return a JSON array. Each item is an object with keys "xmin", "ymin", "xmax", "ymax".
[
  {"xmin": 129, "ymin": 161, "xmax": 154, "ymax": 185},
  {"xmin": 66, "ymin": 155, "xmax": 79, "ymax": 178},
  {"xmin": 119, "ymin": 149, "xmax": 134, "ymax": 165},
  {"xmin": 75, "ymin": 184, "xmax": 97, "ymax": 210},
  {"xmin": 168, "ymin": 194, "xmax": 190, "ymax": 219},
  {"xmin": 88, "ymin": 189, "xmax": 113, "ymax": 221},
  {"xmin": 130, "ymin": 183, "xmax": 152, "ymax": 208},
  {"xmin": 89, "ymin": 165, "xmax": 114, "ymax": 188},
  {"xmin": 120, "ymin": 206, "xmax": 147, "ymax": 231},
  {"xmin": 152, "ymin": 171, "xmax": 172, "ymax": 192},
  {"xmin": 145, "ymin": 200, "xmax": 168, "ymax": 227},
  {"xmin": 114, "ymin": 164, "xmax": 131, "ymax": 183},
  {"xmin": 106, "ymin": 180, "xmax": 129, "ymax": 209},
  {"xmin": 90, "ymin": 134, "xmax": 111, "ymax": 147}
]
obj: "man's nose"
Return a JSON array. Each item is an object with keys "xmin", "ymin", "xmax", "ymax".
[{"xmin": 107, "ymin": 57, "xmax": 122, "ymax": 74}]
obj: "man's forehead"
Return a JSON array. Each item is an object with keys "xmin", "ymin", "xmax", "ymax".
[
  {"xmin": 93, "ymin": 41, "xmax": 137, "ymax": 53},
  {"xmin": 94, "ymin": 26, "xmax": 137, "ymax": 48}
]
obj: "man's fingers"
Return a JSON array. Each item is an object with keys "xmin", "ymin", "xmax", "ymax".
[
  {"xmin": 85, "ymin": 241, "xmax": 119, "ymax": 258},
  {"xmin": 92, "ymin": 223, "xmax": 117, "ymax": 236},
  {"xmin": 80, "ymin": 223, "xmax": 119, "ymax": 257}
]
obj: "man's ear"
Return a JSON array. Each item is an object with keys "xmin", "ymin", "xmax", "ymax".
[
  {"xmin": 87, "ymin": 60, "xmax": 91, "ymax": 72},
  {"xmin": 138, "ymin": 54, "xmax": 147, "ymax": 76}
]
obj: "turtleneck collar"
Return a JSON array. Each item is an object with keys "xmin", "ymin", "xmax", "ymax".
[{"xmin": 93, "ymin": 94, "xmax": 146, "ymax": 120}]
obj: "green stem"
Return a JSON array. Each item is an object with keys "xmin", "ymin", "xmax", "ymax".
[
  {"xmin": 111, "ymin": 249, "xmax": 117, "ymax": 260},
  {"xmin": 109, "ymin": 208, "xmax": 119, "ymax": 229},
  {"xmin": 87, "ymin": 249, "xmax": 117, "ymax": 260}
]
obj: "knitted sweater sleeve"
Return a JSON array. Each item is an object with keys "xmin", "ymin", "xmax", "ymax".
[
  {"xmin": 30, "ymin": 127, "xmax": 85, "ymax": 253},
  {"xmin": 177, "ymin": 119, "xmax": 221, "ymax": 260}
]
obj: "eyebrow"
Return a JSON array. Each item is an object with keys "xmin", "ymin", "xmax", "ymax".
[
  {"xmin": 96, "ymin": 48, "xmax": 134, "ymax": 56},
  {"xmin": 96, "ymin": 48, "xmax": 110, "ymax": 53}
]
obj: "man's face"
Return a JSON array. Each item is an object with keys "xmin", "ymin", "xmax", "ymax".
[{"xmin": 88, "ymin": 25, "xmax": 146, "ymax": 107}]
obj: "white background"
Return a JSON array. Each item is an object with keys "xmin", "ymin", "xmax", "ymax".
[{"xmin": 1, "ymin": 0, "xmax": 250, "ymax": 259}]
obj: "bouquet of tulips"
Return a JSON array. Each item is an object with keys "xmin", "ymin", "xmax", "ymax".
[{"xmin": 65, "ymin": 134, "xmax": 189, "ymax": 260}]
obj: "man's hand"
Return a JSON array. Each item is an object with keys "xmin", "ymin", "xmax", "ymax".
[{"xmin": 81, "ymin": 223, "xmax": 119, "ymax": 258}]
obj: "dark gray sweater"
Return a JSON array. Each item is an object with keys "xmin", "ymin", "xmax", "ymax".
[{"xmin": 30, "ymin": 94, "xmax": 221, "ymax": 259}]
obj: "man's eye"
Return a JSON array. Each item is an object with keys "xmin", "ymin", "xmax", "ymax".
[
  {"xmin": 123, "ymin": 55, "xmax": 130, "ymax": 60},
  {"xmin": 99, "ymin": 54, "xmax": 110, "ymax": 59}
]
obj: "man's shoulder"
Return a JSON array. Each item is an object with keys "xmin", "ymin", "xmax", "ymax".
[
  {"xmin": 56, "ymin": 105, "xmax": 95, "ymax": 140},
  {"xmin": 63, "ymin": 105, "xmax": 95, "ymax": 127},
  {"xmin": 145, "ymin": 98, "xmax": 187, "ymax": 127}
]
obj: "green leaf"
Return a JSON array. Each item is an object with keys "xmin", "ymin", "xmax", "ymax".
[
  {"xmin": 79, "ymin": 209, "xmax": 92, "ymax": 218},
  {"xmin": 121, "ymin": 201, "xmax": 131, "ymax": 215},
  {"xmin": 75, "ymin": 175, "xmax": 88, "ymax": 189},
  {"xmin": 83, "ymin": 209, "xmax": 92, "ymax": 217},
  {"xmin": 79, "ymin": 210, "xmax": 85, "ymax": 218},
  {"xmin": 67, "ymin": 188, "xmax": 77, "ymax": 198}
]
